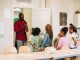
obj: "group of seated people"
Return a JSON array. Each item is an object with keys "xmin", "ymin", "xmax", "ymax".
[
  {"xmin": 14, "ymin": 13, "xmax": 79, "ymax": 60},
  {"xmin": 28, "ymin": 24, "xmax": 53, "ymax": 52},
  {"xmin": 14, "ymin": 13, "xmax": 78, "ymax": 53},
  {"xmin": 26, "ymin": 23, "xmax": 78, "ymax": 52}
]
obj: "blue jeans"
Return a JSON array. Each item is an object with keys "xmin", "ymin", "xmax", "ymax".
[
  {"xmin": 16, "ymin": 40, "xmax": 27, "ymax": 53},
  {"xmin": 56, "ymin": 58, "xmax": 64, "ymax": 60}
]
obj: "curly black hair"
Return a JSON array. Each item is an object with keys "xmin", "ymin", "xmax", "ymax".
[
  {"xmin": 61, "ymin": 27, "xmax": 68, "ymax": 35},
  {"xmin": 32, "ymin": 27, "xmax": 41, "ymax": 36}
]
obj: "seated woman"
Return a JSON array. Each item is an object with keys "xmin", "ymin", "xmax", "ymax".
[
  {"xmin": 43, "ymin": 24, "xmax": 53, "ymax": 48},
  {"xmin": 69, "ymin": 23, "xmax": 78, "ymax": 49},
  {"xmin": 30, "ymin": 27, "xmax": 43, "ymax": 52},
  {"xmin": 57, "ymin": 27, "xmax": 70, "ymax": 50},
  {"xmin": 56, "ymin": 27, "xmax": 70, "ymax": 60},
  {"xmin": 69, "ymin": 24, "xmax": 78, "ymax": 60}
]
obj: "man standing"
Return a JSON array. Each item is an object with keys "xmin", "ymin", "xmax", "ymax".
[{"xmin": 14, "ymin": 13, "xmax": 28, "ymax": 53}]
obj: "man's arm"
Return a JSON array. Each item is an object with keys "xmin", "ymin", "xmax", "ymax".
[
  {"xmin": 23, "ymin": 21, "xmax": 28, "ymax": 32},
  {"xmin": 24, "ymin": 24, "xmax": 28, "ymax": 32},
  {"xmin": 14, "ymin": 21, "xmax": 26, "ymax": 32}
]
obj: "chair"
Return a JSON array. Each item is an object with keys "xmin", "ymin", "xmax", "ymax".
[
  {"xmin": 19, "ymin": 46, "xmax": 31, "ymax": 53},
  {"xmin": 3, "ymin": 46, "xmax": 17, "ymax": 54}
]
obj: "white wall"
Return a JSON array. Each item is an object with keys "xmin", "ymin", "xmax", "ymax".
[
  {"xmin": 13, "ymin": 0, "xmax": 46, "ymax": 8},
  {"xmin": 32, "ymin": 8, "xmax": 51, "ymax": 33},
  {"xmin": 73, "ymin": 0, "xmax": 80, "ymax": 27},
  {"xmin": 73, "ymin": 0, "xmax": 80, "ymax": 11},
  {"xmin": 13, "ymin": 0, "xmax": 41, "ymax": 8},
  {"xmin": 46, "ymin": 0, "xmax": 74, "ymax": 38},
  {"xmin": 0, "ymin": 0, "xmax": 13, "ymax": 54},
  {"xmin": 13, "ymin": 0, "xmax": 32, "ymax": 8}
]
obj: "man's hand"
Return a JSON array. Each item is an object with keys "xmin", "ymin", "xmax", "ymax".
[
  {"xmin": 25, "ymin": 29, "xmax": 28, "ymax": 32},
  {"xmin": 24, "ymin": 24, "xmax": 28, "ymax": 32}
]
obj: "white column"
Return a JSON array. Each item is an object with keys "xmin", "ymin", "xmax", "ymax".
[
  {"xmin": 40, "ymin": 0, "xmax": 46, "ymax": 8},
  {"xmin": 0, "ymin": 0, "xmax": 13, "ymax": 54}
]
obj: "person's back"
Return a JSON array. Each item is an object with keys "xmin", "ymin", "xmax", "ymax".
[
  {"xmin": 31, "ymin": 36, "xmax": 42, "ymax": 52},
  {"xmin": 57, "ymin": 27, "xmax": 69, "ymax": 50},
  {"xmin": 43, "ymin": 33, "xmax": 52, "ymax": 47},
  {"xmin": 29, "ymin": 27, "xmax": 43, "ymax": 52},
  {"xmin": 57, "ymin": 37, "xmax": 69, "ymax": 50},
  {"xmin": 43, "ymin": 24, "xmax": 53, "ymax": 48}
]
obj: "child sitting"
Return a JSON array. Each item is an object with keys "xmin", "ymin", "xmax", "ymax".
[{"xmin": 57, "ymin": 27, "xmax": 70, "ymax": 50}]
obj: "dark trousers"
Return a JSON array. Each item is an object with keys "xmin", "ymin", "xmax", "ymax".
[{"xmin": 56, "ymin": 58, "xmax": 64, "ymax": 60}]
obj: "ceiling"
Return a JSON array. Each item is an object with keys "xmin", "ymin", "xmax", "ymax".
[{"xmin": 17, "ymin": 0, "xmax": 31, "ymax": 3}]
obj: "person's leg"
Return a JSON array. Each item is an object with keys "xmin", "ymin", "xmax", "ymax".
[
  {"xmin": 16, "ymin": 40, "xmax": 23, "ymax": 53},
  {"xmin": 40, "ymin": 58, "xmax": 53, "ymax": 60},
  {"xmin": 23, "ymin": 41, "xmax": 27, "ymax": 46},
  {"xmin": 56, "ymin": 58, "xmax": 64, "ymax": 60},
  {"xmin": 15, "ymin": 40, "xmax": 17, "ymax": 49}
]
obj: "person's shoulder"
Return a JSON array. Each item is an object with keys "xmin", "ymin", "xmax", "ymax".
[
  {"xmin": 32, "ymin": 35, "xmax": 39, "ymax": 39},
  {"xmin": 31, "ymin": 35, "xmax": 35, "ymax": 41},
  {"xmin": 59, "ymin": 37, "xmax": 66, "ymax": 40},
  {"xmin": 31, "ymin": 35, "xmax": 34, "ymax": 38},
  {"xmin": 29, "ymin": 35, "xmax": 33, "ymax": 39},
  {"xmin": 14, "ymin": 20, "xmax": 20, "ymax": 24},
  {"xmin": 16, "ymin": 19, "xmax": 20, "ymax": 22},
  {"xmin": 45, "ymin": 33, "xmax": 49, "ymax": 36},
  {"xmin": 15, "ymin": 20, "xmax": 20, "ymax": 23}
]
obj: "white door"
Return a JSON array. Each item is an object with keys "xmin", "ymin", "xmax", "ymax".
[{"xmin": 32, "ymin": 8, "xmax": 51, "ymax": 33}]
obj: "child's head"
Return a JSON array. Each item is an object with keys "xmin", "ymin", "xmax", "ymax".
[
  {"xmin": 31, "ymin": 28, "xmax": 35, "ymax": 34},
  {"xmin": 45, "ymin": 24, "xmax": 53, "ymax": 39},
  {"xmin": 45, "ymin": 24, "xmax": 52, "ymax": 32},
  {"xmin": 59, "ymin": 27, "xmax": 68, "ymax": 37},
  {"xmin": 32, "ymin": 27, "xmax": 41, "ymax": 36},
  {"xmin": 69, "ymin": 23, "xmax": 77, "ymax": 34}
]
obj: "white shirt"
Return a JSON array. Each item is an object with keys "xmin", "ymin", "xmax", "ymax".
[{"xmin": 69, "ymin": 32, "xmax": 77, "ymax": 48}]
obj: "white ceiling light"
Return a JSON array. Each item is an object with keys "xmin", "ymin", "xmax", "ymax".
[{"xmin": 14, "ymin": 8, "xmax": 22, "ymax": 12}]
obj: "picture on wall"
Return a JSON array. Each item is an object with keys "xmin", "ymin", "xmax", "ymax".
[{"xmin": 60, "ymin": 12, "xmax": 67, "ymax": 26}]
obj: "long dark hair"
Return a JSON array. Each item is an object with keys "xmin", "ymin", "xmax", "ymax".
[
  {"xmin": 45, "ymin": 24, "xmax": 53, "ymax": 40},
  {"xmin": 69, "ymin": 23, "xmax": 77, "ymax": 33}
]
